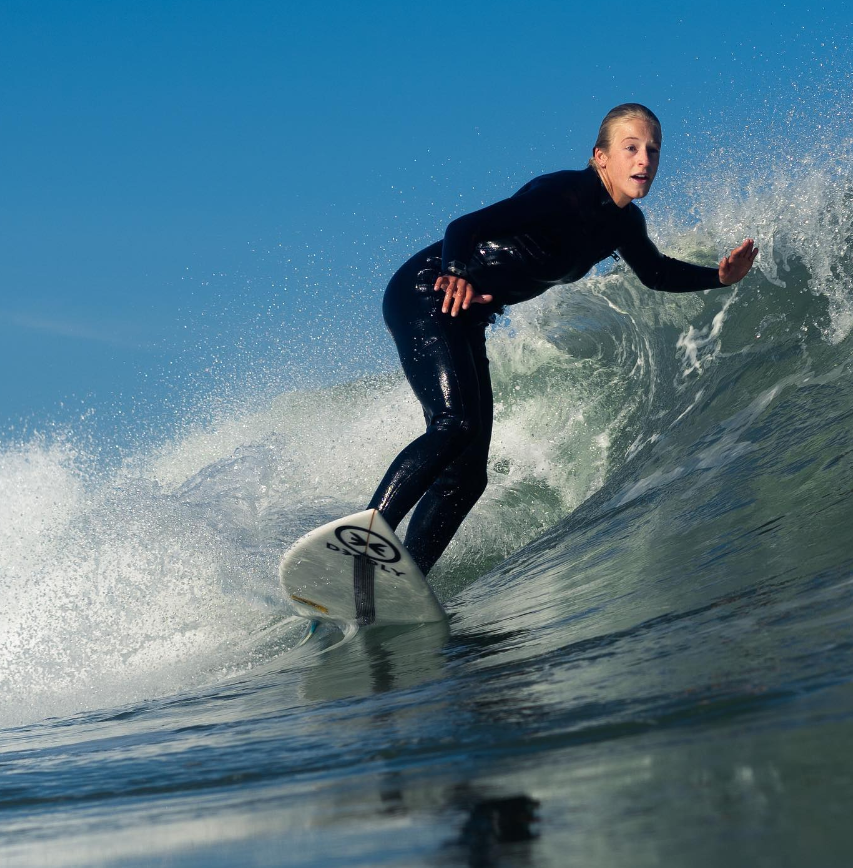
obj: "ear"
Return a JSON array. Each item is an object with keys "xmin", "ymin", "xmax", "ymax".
[{"xmin": 593, "ymin": 147, "xmax": 608, "ymax": 169}]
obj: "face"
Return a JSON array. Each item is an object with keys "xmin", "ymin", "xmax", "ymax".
[{"xmin": 594, "ymin": 118, "xmax": 660, "ymax": 208}]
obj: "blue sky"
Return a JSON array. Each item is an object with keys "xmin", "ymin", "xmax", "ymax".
[{"xmin": 1, "ymin": 0, "xmax": 849, "ymax": 443}]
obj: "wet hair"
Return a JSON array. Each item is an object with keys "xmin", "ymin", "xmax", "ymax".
[{"xmin": 588, "ymin": 103, "xmax": 662, "ymax": 169}]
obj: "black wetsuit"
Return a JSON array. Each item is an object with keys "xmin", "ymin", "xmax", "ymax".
[{"xmin": 368, "ymin": 166, "xmax": 723, "ymax": 574}]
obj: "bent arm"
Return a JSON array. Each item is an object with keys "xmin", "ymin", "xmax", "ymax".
[{"xmin": 618, "ymin": 206, "xmax": 724, "ymax": 293}]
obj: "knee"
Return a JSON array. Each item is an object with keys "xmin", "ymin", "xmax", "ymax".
[
  {"xmin": 433, "ymin": 461, "xmax": 489, "ymax": 505},
  {"xmin": 430, "ymin": 412, "xmax": 481, "ymax": 450},
  {"xmin": 467, "ymin": 467, "xmax": 489, "ymax": 503}
]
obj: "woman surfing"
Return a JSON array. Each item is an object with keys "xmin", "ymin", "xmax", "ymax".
[{"xmin": 367, "ymin": 103, "xmax": 758, "ymax": 576}]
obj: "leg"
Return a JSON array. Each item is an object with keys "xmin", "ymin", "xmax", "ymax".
[
  {"xmin": 404, "ymin": 338, "xmax": 493, "ymax": 574},
  {"xmin": 368, "ymin": 257, "xmax": 490, "ymax": 533}
]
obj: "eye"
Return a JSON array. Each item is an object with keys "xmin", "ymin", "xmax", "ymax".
[{"xmin": 625, "ymin": 145, "xmax": 637, "ymax": 152}]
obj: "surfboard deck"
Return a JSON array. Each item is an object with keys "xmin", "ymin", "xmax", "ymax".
[{"xmin": 279, "ymin": 509, "xmax": 447, "ymax": 627}]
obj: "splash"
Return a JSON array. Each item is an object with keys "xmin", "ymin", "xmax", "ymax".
[{"xmin": 3, "ymin": 135, "xmax": 853, "ymax": 727}]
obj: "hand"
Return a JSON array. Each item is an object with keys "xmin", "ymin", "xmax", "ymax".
[
  {"xmin": 719, "ymin": 238, "xmax": 759, "ymax": 286},
  {"xmin": 434, "ymin": 274, "xmax": 494, "ymax": 316}
]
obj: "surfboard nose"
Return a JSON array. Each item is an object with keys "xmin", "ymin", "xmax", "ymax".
[{"xmin": 280, "ymin": 509, "xmax": 447, "ymax": 627}]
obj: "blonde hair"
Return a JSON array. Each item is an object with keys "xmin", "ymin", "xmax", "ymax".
[{"xmin": 588, "ymin": 103, "xmax": 662, "ymax": 169}]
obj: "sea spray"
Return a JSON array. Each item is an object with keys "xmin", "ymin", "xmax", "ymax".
[{"xmin": 1, "ymin": 157, "xmax": 852, "ymax": 727}]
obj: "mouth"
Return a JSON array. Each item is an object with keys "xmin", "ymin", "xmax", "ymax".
[{"xmin": 631, "ymin": 173, "xmax": 651, "ymax": 184}]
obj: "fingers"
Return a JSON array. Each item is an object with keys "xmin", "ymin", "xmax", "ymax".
[
  {"xmin": 451, "ymin": 281, "xmax": 470, "ymax": 317},
  {"xmin": 434, "ymin": 274, "xmax": 459, "ymax": 314},
  {"xmin": 735, "ymin": 239, "xmax": 759, "ymax": 267},
  {"xmin": 434, "ymin": 275, "xmax": 483, "ymax": 316},
  {"xmin": 731, "ymin": 238, "xmax": 758, "ymax": 262},
  {"xmin": 719, "ymin": 238, "xmax": 759, "ymax": 285}
]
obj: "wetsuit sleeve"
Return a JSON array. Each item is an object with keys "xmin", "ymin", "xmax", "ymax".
[
  {"xmin": 618, "ymin": 206, "xmax": 724, "ymax": 292},
  {"xmin": 440, "ymin": 175, "xmax": 571, "ymax": 274}
]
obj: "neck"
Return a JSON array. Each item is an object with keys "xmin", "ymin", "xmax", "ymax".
[{"xmin": 592, "ymin": 165, "xmax": 631, "ymax": 208}]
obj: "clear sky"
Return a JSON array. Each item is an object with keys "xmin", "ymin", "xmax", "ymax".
[{"xmin": 1, "ymin": 0, "xmax": 849, "ymax": 444}]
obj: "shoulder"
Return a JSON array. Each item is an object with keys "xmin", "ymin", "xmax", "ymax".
[{"xmin": 514, "ymin": 167, "xmax": 595, "ymax": 197}]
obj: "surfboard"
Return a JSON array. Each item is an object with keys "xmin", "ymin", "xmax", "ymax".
[{"xmin": 279, "ymin": 508, "xmax": 447, "ymax": 627}]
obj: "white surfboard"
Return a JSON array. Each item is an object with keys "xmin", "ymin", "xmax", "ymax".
[{"xmin": 279, "ymin": 509, "xmax": 447, "ymax": 627}]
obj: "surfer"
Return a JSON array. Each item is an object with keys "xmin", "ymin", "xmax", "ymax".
[{"xmin": 367, "ymin": 104, "xmax": 758, "ymax": 575}]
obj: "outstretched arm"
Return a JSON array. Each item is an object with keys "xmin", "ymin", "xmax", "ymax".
[
  {"xmin": 718, "ymin": 238, "xmax": 759, "ymax": 285},
  {"xmin": 619, "ymin": 207, "xmax": 758, "ymax": 292}
]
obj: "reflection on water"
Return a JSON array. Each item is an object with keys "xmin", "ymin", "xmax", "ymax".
[
  {"xmin": 299, "ymin": 620, "xmax": 451, "ymax": 702},
  {"xmin": 453, "ymin": 794, "xmax": 540, "ymax": 868}
]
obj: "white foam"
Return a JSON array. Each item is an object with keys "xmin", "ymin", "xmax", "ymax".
[
  {"xmin": 0, "ymin": 438, "xmax": 83, "ymax": 561},
  {"xmin": 676, "ymin": 133, "xmax": 853, "ymax": 345},
  {"xmin": 7, "ymin": 143, "xmax": 849, "ymax": 726},
  {"xmin": 0, "ymin": 437, "xmax": 305, "ymax": 728},
  {"xmin": 676, "ymin": 289, "xmax": 740, "ymax": 378}
]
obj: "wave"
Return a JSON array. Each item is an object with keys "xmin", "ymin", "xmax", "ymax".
[{"xmin": 1, "ymin": 158, "xmax": 852, "ymax": 728}]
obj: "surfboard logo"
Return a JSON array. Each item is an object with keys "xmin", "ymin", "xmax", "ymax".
[{"xmin": 334, "ymin": 525, "xmax": 402, "ymax": 563}]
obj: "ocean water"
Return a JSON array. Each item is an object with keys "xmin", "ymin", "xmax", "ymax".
[{"xmin": 1, "ymin": 156, "xmax": 852, "ymax": 866}]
